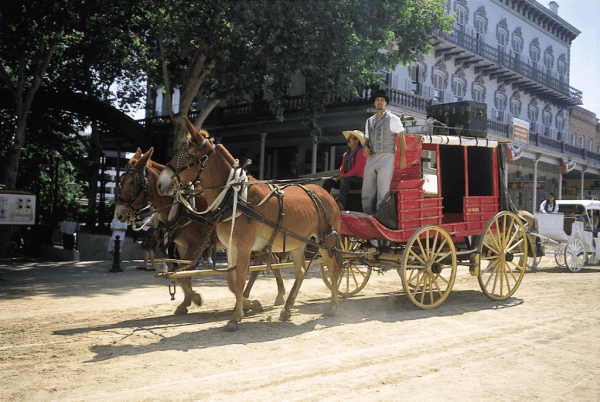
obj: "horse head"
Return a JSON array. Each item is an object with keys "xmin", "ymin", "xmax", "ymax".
[
  {"xmin": 114, "ymin": 147, "xmax": 153, "ymax": 223},
  {"xmin": 157, "ymin": 116, "xmax": 214, "ymax": 196}
]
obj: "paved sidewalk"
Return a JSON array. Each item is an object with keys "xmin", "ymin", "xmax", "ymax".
[{"xmin": 0, "ymin": 252, "xmax": 231, "ymax": 284}]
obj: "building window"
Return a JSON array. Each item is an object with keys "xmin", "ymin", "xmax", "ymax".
[
  {"xmin": 542, "ymin": 109, "xmax": 552, "ymax": 137},
  {"xmin": 473, "ymin": 84, "xmax": 485, "ymax": 103},
  {"xmin": 473, "ymin": 6, "xmax": 488, "ymax": 42},
  {"xmin": 558, "ymin": 59, "xmax": 566, "ymax": 83},
  {"xmin": 544, "ymin": 47, "xmax": 554, "ymax": 76},
  {"xmin": 528, "ymin": 104, "xmax": 539, "ymax": 133},
  {"xmin": 409, "ymin": 63, "xmax": 427, "ymax": 96},
  {"xmin": 510, "ymin": 98, "xmax": 521, "ymax": 118},
  {"xmin": 456, "ymin": 7, "xmax": 466, "ymax": 31},
  {"xmin": 589, "ymin": 139, "xmax": 593, "ymax": 151},
  {"xmin": 496, "ymin": 19, "xmax": 509, "ymax": 55},
  {"xmin": 432, "ymin": 72, "xmax": 445, "ymax": 103},
  {"xmin": 572, "ymin": 134, "xmax": 577, "ymax": 146},
  {"xmin": 454, "ymin": 1, "xmax": 469, "ymax": 32},
  {"xmin": 452, "ymin": 78, "xmax": 466, "ymax": 101},
  {"xmin": 580, "ymin": 137, "xmax": 585, "ymax": 148},
  {"xmin": 498, "ymin": 29, "xmax": 508, "ymax": 54},
  {"xmin": 511, "ymin": 28, "xmax": 523, "ymax": 63},
  {"xmin": 529, "ymin": 38, "xmax": 540, "ymax": 70},
  {"xmin": 556, "ymin": 113, "xmax": 565, "ymax": 141},
  {"xmin": 494, "ymin": 92, "xmax": 507, "ymax": 123}
]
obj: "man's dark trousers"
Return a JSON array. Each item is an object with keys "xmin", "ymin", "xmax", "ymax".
[{"xmin": 322, "ymin": 176, "xmax": 363, "ymax": 209}]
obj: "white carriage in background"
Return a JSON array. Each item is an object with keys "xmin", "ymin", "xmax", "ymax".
[{"xmin": 532, "ymin": 200, "xmax": 600, "ymax": 272}]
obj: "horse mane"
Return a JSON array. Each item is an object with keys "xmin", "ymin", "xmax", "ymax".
[
  {"xmin": 148, "ymin": 159, "xmax": 165, "ymax": 172},
  {"xmin": 215, "ymin": 144, "xmax": 239, "ymax": 168}
]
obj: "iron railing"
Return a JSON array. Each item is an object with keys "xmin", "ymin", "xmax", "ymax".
[{"xmin": 434, "ymin": 29, "xmax": 582, "ymax": 104}]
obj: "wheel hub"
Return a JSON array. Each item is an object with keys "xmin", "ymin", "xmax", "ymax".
[
  {"xmin": 431, "ymin": 262, "xmax": 443, "ymax": 274},
  {"xmin": 505, "ymin": 252, "xmax": 514, "ymax": 262}
]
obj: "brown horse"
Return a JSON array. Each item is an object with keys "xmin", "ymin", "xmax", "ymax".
[
  {"xmin": 114, "ymin": 148, "xmax": 287, "ymax": 315},
  {"xmin": 156, "ymin": 117, "xmax": 341, "ymax": 331}
]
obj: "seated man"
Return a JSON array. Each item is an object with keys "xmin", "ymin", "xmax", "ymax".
[{"xmin": 322, "ymin": 130, "xmax": 367, "ymax": 211}]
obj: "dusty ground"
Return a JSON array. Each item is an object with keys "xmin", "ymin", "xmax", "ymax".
[{"xmin": 1, "ymin": 254, "xmax": 599, "ymax": 402}]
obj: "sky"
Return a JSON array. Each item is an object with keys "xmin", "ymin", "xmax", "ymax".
[{"xmin": 539, "ymin": 0, "xmax": 600, "ymax": 117}]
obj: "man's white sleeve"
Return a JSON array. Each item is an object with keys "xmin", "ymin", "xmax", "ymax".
[{"xmin": 391, "ymin": 115, "xmax": 404, "ymax": 133}]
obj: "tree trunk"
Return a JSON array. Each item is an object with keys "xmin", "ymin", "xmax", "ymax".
[{"xmin": 194, "ymin": 99, "xmax": 220, "ymax": 129}]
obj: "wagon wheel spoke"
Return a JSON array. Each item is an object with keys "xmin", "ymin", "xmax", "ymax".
[
  {"xmin": 400, "ymin": 226, "xmax": 457, "ymax": 309},
  {"xmin": 477, "ymin": 212, "xmax": 527, "ymax": 301},
  {"xmin": 320, "ymin": 237, "xmax": 371, "ymax": 296}
]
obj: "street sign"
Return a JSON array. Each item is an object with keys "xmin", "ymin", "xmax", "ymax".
[
  {"xmin": 0, "ymin": 191, "xmax": 36, "ymax": 225},
  {"xmin": 513, "ymin": 117, "xmax": 530, "ymax": 144},
  {"xmin": 507, "ymin": 181, "xmax": 546, "ymax": 191}
]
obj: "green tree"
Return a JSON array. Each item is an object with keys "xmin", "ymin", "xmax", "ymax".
[
  {"xmin": 136, "ymin": 0, "xmax": 454, "ymax": 147},
  {"xmin": 0, "ymin": 0, "xmax": 147, "ymax": 256}
]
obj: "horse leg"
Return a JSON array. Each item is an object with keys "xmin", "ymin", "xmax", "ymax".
[
  {"xmin": 174, "ymin": 277, "xmax": 201, "ymax": 315},
  {"xmin": 244, "ymin": 270, "xmax": 259, "ymax": 299},
  {"xmin": 173, "ymin": 248, "xmax": 202, "ymax": 315},
  {"xmin": 243, "ymin": 253, "xmax": 286, "ymax": 306},
  {"xmin": 279, "ymin": 245, "xmax": 308, "ymax": 321},
  {"xmin": 322, "ymin": 236, "xmax": 340, "ymax": 316},
  {"xmin": 272, "ymin": 268, "xmax": 286, "ymax": 306},
  {"xmin": 224, "ymin": 247, "xmax": 257, "ymax": 332}
]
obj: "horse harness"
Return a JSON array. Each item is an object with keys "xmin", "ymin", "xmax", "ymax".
[
  {"xmin": 115, "ymin": 164, "xmax": 211, "ymax": 268},
  {"xmin": 179, "ymin": 175, "xmax": 341, "ymax": 272},
  {"xmin": 165, "ymin": 137, "xmax": 215, "ymax": 190}
]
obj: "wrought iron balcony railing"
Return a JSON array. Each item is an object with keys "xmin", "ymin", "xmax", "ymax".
[{"xmin": 434, "ymin": 29, "xmax": 582, "ymax": 104}]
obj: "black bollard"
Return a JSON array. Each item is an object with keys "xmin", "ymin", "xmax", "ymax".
[{"xmin": 109, "ymin": 235, "xmax": 123, "ymax": 273}]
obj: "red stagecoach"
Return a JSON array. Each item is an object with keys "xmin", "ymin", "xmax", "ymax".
[{"xmin": 320, "ymin": 120, "xmax": 527, "ymax": 309}]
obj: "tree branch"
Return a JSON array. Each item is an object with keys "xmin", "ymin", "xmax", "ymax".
[
  {"xmin": 0, "ymin": 63, "xmax": 17, "ymax": 100},
  {"xmin": 194, "ymin": 98, "xmax": 220, "ymax": 129},
  {"xmin": 155, "ymin": 13, "xmax": 174, "ymax": 120}
]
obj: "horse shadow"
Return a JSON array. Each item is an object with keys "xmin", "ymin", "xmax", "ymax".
[{"xmin": 53, "ymin": 288, "xmax": 523, "ymax": 363}]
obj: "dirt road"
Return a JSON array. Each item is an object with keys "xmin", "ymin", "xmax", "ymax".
[{"xmin": 1, "ymin": 256, "xmax": 599, "ymax": 401}]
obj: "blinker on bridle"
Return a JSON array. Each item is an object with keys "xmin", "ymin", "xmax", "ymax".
[
  {"xmin": 115, "ymin": 165, "xmax": 151, "ymax": 216},
  {"xmin": 165, "ymin": 137, "xmax": 215, "ymax": 187}
]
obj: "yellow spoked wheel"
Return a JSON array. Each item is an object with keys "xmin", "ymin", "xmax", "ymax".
[
  {"xmin": 478, "ymin": 211, "xmax": 527, "ymax": 300},
  {"xmin": 399, "ymin": 226, "xmax": 457, "ymax": 309},
  {"xmin": 320, "ymin": 237, "xmax": 372, "ymax": 296}
]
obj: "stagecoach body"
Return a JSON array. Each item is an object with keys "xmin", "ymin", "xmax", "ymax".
[{"xmin": 327, "ymin": 115, "xmax": 528, "ymax": 309}]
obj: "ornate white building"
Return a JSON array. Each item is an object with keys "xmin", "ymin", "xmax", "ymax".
[{"xmin": 381, "ymin": 0, "xmax": 599, "ymax": 211}]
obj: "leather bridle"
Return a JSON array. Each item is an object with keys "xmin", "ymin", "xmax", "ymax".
[
  {"xmin": 165, "ymin": 137, "xmax": 215, "ymax": 189},
  {"xmin": 114, "ymin": 165, "xmax": 151, "ymax": 220}
]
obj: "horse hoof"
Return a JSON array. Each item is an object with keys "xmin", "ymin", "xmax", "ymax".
[
  {"xmin": 174, "ymin": 306, "xmax": 188, "ymax": 315},
  {"xmin": 274, "ymin": 296, "xmax": 285, "ymax": 306},
  {"xmin": 279, "ymin": 310, "xmax": 291, "ymax": 321},
  {"xmin": 251, "ymin": 300, "xmax": 264, "ymax": 313},
  {"xmin": 192, "ymin": 293, "xmax": 202, "ymax": 306},
  {"xmin": 224, "ymin": 320, "xmax": 239, "ymax": 332},
  {"xmin": 325, "ymin": 306, "xmax": 337, "ymax": 317}
]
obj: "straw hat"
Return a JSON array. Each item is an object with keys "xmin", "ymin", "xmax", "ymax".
[{"xmin": 342, "ymin": 130, "xmax": 366, "ymax": 147}]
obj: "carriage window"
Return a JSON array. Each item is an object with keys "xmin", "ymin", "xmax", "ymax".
[
  {"xmin": 468, "ymin": 147, "xmax": 494, "ymax": 197},
  {"xmin": 422, "ymin": 149, "xmax": 438, "ymax": 196}
]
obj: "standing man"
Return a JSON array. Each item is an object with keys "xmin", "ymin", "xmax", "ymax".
[
  {"xmin": 362, "ymin": 89, "xmax": 406, "ymax": 215},
  {"xmin": 108, "ymin": 217, "xmax": 128, "ymax": 257},
  {"xmin": 60, "ymin": 213, "xmax": 78, "ymax": 250},
  {"xmin": 322, "ymin": 130, "xmax": 367, "ymax": 211}
]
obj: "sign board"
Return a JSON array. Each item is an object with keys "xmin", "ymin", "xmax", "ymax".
[
  {"xmin": 507, "ymin": 181, "xmax": 546, "ymax": 191},
  {"xmin": 513, "ymin": 117, "xmax": 530, "ymax": 145},
  {"xmin": 0, "ymin": 191, "xmax": 36, "ymax": 225}
]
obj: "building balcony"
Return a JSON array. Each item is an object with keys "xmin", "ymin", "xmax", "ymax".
[{"xmin": 433, "ymin": 29, "xmax": 582, "ymax": 107}]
